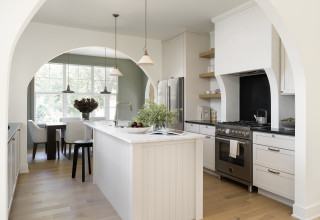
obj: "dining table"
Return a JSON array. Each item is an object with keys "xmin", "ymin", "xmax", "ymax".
[{"xmin": 45, "ymin": 122, "xmax": 66, "ymax": 160}]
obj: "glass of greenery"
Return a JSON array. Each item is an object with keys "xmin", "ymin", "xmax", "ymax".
[{"xmin": 134, "ymin": 99, "xmax": 179, "ymax": 131}]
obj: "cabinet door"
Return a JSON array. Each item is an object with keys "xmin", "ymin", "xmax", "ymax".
[
  {"xmin": 15, "ymin": 131, "xmax": 20, "ymax": 178},
  {"xmin": 173, "ymin": 35, "xmax": 184, "ymax": 77},
  {"xmin": 186, "ymin": 123, "xmax": 200, "ymax": 133},
  {"xmin": 8, "ymin": 141, "xmax": 12, "ymax": 209},
  {"xmin": 162, "ymin": 41, "xmax": 173, "ymax": 80},
  {"xmin": 203, "ymin": 135, "xmax": 215, "ymax": 171},
  {"xmin": 280, "ymin": 43, "xmax": 295, "ymax": 95}
]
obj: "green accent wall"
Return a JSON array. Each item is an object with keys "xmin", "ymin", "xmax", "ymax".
[{"xmin": 27, "ymin": 54, "xmax": 148, "ymax": 148}]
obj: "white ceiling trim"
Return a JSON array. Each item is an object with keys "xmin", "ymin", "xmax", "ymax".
[{"xmin": 211, "ymin": 0, "xmax": 256, "ymax": 24}]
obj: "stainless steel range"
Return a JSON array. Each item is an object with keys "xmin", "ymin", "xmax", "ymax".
[{"xmin": 215, "ymin": 121, "xmax": 269, "ymax": 193}]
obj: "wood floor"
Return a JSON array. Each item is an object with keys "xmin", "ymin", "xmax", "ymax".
[{"xmin": 9, "ymin": 147, "xmax": 296, "ymax": 220}]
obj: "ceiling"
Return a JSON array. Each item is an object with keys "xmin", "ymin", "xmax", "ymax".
[
  {"xmin": 32, "ymin": 0, "xmax": 249, "ymax": 41},
  {"xmin": 70, "ymin": 47, "xmax": 129, "ymax": 59}
]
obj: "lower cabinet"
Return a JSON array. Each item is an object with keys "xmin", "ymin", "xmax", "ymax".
[
  {"xmin": 186, "ymin": 123, "xmax": 216, "ymax": 171},
  {"xmin": 8, "ymin": 129, "xmax": 20, "ymax": 213},
  {"xmin": 203, "ymin": 135, "xmax": 215, "ymax": 171},
  {"xmin": 253, "ymin": 132, "xmax": 295, "ymax": 201}
]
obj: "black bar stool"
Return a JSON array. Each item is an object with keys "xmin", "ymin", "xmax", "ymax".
[{"xmin": 72, "ymin": 139, "xmax": 93, "ymax": 182}]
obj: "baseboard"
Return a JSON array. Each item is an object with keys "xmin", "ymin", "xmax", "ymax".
[
  {"xmin": 258, "ymin": 188, "xmax": 294, "ymax": 207},
  {"xmin": 293, "ymin": 202, "xmax": 320, "ymax": 220},
  {"xmin": 19, "ymin": 163, "xmax": 29, "ymax": 173},
  {"xmin": 203, "ymin": 168, "xmax": 218, "ymax": 176}
]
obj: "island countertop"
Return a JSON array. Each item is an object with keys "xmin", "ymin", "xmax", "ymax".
[{"xmin": 84, "ymin": 121, "xmax": 205, "ymax": 144}]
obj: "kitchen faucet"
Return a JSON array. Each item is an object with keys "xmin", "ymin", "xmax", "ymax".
[{"xmin": 114, "ymin": 101, "xmax": 133, "ymax": 127}]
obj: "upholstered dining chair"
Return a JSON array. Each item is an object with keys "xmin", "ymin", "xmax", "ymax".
[
  {"xmin": 64, "ymin": 121, "xmax": 85, "ymax": 159},
  {"xmin": 59, "ymin": 117, "xmax": 82, "ymax": 154},
  {"xmin": 28, "ymin": 120, "xmax": 61, "ymax": 160}
]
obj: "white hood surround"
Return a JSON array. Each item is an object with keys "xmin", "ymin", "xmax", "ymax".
[{"xmin": 213, "ymin": 4, "xmax": 282, "ymax": 128}]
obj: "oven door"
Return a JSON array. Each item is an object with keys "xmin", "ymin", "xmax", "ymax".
[{"xmin": 215, "ymin": 135, "xmax": 252, "ymax": 183}]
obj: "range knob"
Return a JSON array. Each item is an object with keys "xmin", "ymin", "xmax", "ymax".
[
  {"xmin": 245, "ymin": 132, "xmax": 250, "ymax": 137},
  {"xmin": 221, "ymin": 129, "xmax": 226, "ymax": 134},
  {"xmin": 225, "ymin": 129, "xmax": 230, "ymax": 134}
]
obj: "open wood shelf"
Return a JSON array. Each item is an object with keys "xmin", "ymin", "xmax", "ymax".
[
  {"xmin": 199, "ymin": 49, "xmax": 215, "ymax": 58},
  {"xmin": 199, "ymin": 93, "xmax": 221, "ymax": 99},
  {"xmin": 199, "ymin": 72, "xmax": 215, "ymax": 78}
]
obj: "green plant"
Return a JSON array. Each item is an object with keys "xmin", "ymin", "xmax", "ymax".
[
  {"xmin": 74, "ymin": 98, "xmax": 98, "ymax": 113},
  {"xmin": 133, "ymin": 99, "xmax": 180, "ymax": 128},
  {"xmin": 281, "ymin": 117, "xmax": 295, "ymax": 122}
]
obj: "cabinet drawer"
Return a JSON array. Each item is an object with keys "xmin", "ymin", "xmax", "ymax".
[
  {"xmin": 253, "ymin": 164, "xmax": 294, "ymax": 200},
  {"xmin": 253, "ymin": 144, "xmax": 294, "ymax": 174},
  {"xmin": 186, "ymin": 123, "xmax": 200, "ymax": 133},
  {"xmin": 253, "ymin": 132, "xmax": 295, "ymax": 151},
  {"xmin": 200, "ymin": 125, "xmax": 215, "ymax": 136}
]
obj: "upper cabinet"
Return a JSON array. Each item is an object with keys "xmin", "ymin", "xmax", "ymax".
[
  {"xmin": 280, "ymin": 43, "xmax": 295, "ymax": 95},
  {"xmin": 162, "ymin": 34, "xmax": 184, "ymax": 79}
]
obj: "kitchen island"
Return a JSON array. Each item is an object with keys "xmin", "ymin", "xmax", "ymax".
[{"xmin": 84, "ymin": 121, "xmax": 204, "ymax": 220}]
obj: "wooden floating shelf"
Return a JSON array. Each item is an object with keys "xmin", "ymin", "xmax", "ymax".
[
  {"xmin": 199, "ymin": 49, "xmax": 215, "ymax": 58},
  {"xmin": 199, "ymin": 94, "xmax": 221, "ymax": 99},
  {"xmin": 199, "ymin": 72, "xmax": 215, "ymax": 78}
]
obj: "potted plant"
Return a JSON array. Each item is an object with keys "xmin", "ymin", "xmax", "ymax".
[
  {"xmin": 74, "ymin": 98, "xmax": 98, "ymax": 120},
  {"xmin": 134, "ymin": 99, "xmax": 179, "ymax": 130}
]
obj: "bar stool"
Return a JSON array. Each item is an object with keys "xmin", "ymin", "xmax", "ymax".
[{"xmin": 72, "ymin": 139, "xmax": 93, "ymax": 182}]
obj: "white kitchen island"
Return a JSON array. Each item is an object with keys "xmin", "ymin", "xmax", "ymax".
[{"xmin": 84, "ymin": 121, "xmax": 204, "ymax": 220}]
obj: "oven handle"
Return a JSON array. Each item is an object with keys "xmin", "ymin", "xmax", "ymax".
[{"xmin": 215, "ymin": 137, "xmax": 247, "ymax": 145}]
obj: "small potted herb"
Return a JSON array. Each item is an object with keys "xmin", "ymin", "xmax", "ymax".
[
  {"xmin": 74, "ymin": 98, "xmax": 98, "ymax": 120},
  {"xmin": 281, "ymin": 117, "xmax": 295, "ymax": 130}
]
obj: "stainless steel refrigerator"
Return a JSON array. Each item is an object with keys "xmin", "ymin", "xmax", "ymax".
[{"xmin": 158, "ymin": 77, "xmax": 184, "ymax": 130}]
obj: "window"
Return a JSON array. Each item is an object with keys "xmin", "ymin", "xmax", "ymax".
[{"xmin": 34, "ymin": 63, "xmax": 117, "ymax": 123}]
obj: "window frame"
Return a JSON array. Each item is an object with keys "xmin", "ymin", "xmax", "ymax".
[{"xmin": 34, "ymin": 62, "xmax": 118, "ymax": 123}]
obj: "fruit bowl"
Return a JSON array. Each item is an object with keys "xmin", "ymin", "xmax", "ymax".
[{"xmin": 120, "ymin": 126, "xmax": 151, "ymax": 134}]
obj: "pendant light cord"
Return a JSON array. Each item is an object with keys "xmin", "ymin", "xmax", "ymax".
[
  {"xmin": 67, "ymin": 52, "xmax": 70, "ymax": 85},
  {"xmin": 114, "ymin": 14, "xmax": 118, "ymax": 68},
  {"xmin": 144, "ymin": 0, "xmax": 147, "ymax": 53},
  {"xmin": 105, "ymin": 48, "xmax": 107, "ymax": 87}
]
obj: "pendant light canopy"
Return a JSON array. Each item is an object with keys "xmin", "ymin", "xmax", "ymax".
[
  {"xmin": 100, "ymin": 48, "xmax": 111, "ymax": 94},
  {"xmin": 62, "ymin": 52, "xmax": 75, "ymax": 93},
  {"xmin": 110, "ymin": 14, "xmax": 123, "ymax": 77},
  {"xmin": 137, "ymin": 0, "xmax": 154, "ymax": 66}
]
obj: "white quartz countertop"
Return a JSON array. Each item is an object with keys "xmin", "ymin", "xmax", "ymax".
[{"xmin": 84, "ymin": 121, "xmax": 205, "ymax": 144}]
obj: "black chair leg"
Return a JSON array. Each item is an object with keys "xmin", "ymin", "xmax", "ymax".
[
  {"xmin": 82, "ymin": 146, "xmax": 85, "ymax": 182},
  {"xmin": 87, "ymin": 147, "xmax": 91, "ymax": 174},
  {"xmin": 72, "ymin": 145, "xmax": 79, "ymax": 178}
]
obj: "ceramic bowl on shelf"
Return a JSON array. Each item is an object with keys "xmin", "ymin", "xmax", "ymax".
[
  {"xmin": 205, "ymin": 91, "xmax": 211, "ymax": 94},
  {"xmin": 280, "ymin": 120, "xmax": 295, "ymax": 130},
  {"xmin": 120, "ymin": 126, "xmax": 151, "ymax": 134}
]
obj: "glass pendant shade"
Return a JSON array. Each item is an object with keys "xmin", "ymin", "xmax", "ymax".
[
  {"xmin": 137, "ymin": 51, "xmax": 154, "ymax": 66},
  {"xmin": 110, "ymin": 67, "xmax": 123, "ymax": 76}
]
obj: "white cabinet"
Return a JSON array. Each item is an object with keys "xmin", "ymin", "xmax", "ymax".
[
  {"xmin": 186, "ymin": 123, "xmax": 216, "ymax": 171},
  {"xmin": 162, "ymin": 34, "xmax": 184, "ymax": 79},
  {"xmin": 280, "ymin": 42, "xmax": 295, "ymax": 95},
  {"xmin": 253, "ymin": 132, "xmax": 295, "ymax": 201},
  {"xmin": 8, "ymin": 129, "xmax": 20, "ymax": 213},
  {"xmin": 186, "ymin": 123, "xmax": 200, "ymax": 133}
]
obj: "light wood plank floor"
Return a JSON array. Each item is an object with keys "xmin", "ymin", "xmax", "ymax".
[{"xmin": 10, "ymin": 147, "xmax": 296, "ymax": 220}]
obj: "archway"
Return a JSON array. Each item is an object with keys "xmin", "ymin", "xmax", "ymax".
[{"xmin": 1, "ymin": 1, "xmax": 319, "ymax": 219}]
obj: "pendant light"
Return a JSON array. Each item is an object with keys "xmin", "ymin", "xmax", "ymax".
[
  {"xmin": 100, "ymin": 48, "xmax": 111, "ymax": 94},
  {"xmin": 62, "ymin": 52, "xmax": 75, "ymax": 93},
  {"xmin": 137, "ymin": 0, "xmax": 154, "ymax": 66},
  {"xmin": 110, "ymin": 14, "xmax": 123, "ymax": 76}
]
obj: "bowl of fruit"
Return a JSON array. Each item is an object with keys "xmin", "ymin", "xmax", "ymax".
[
  {"xmin": 121, "ymin": 121, "xmax": 150, "ymax": 134},
  {"xmin": 281, "ymin": 118, "xmax": 295, "ymax": 130}
]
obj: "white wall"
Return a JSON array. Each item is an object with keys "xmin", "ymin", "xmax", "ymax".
[
  {"xmin": 9, "ymin": 22, "xmax": 162, "ymax": 173},
  {"xmin": 214, "ymin": 5, "xmax": 281, "ymax": 128}
]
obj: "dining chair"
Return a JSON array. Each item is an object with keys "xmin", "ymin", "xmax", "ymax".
[
  {"xmin": 60, "ymin": 117, "xmax": 82, "ymax": 154},
  {"xmin": 89, "ymin": 117, "xmax": 105, "ymax": 121},
  {"xmin": 64, "ymin": 121, "xmax": 85, "ymax": 159},
  {"xmin": 28, "ymin": 120, "xmax": 61, "ymax": 160}
]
